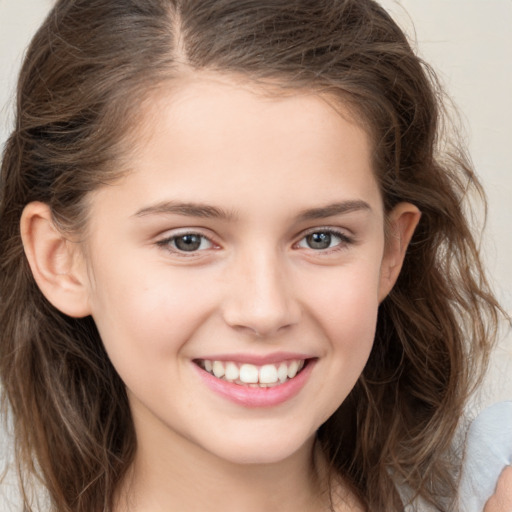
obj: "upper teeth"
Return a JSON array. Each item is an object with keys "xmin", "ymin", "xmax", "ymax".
[{"xmin": 200, "ymin": 359, "xmax": 305, "ymax": 386}]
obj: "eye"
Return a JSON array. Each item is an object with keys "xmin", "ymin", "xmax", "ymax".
[
  {"xmin": 158, "ymin": 233, "xmax": 214, "ymax": 253},
  {"xmin": 296, "ymin": 229, "xmax": 351, "ymax": 251}
]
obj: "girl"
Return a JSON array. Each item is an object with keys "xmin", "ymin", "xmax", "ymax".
[{"xmin": 0, "ymin": 0, "xmax": 505, "ymax": 511}]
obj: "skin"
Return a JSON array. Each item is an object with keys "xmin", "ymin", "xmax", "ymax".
[
  {"xmin": 21, "ymin": 75, "xmax": 420, "ymax": 511},
  {"xmin": 485, "ymin": 467, "xmax": 512, "ymax": 512}
]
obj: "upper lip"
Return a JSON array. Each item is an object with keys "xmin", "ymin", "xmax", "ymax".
[{"xmin": 194, "ymin": 352, "xmax": 315, "ymax": 365}]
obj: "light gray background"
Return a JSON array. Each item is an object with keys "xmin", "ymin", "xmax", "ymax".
[{"xmin": 0, "ymin": 1, "xmax": 511, "ymax": 492}]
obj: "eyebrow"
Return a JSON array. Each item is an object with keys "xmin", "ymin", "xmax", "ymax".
[
  {"xmin": 133, "ymin": 201, "xmax": 237, "ymax": 220},
  {"xmin": 133, "ymin": 199, "xmax": 371, "ymax": 221},
  {"xmin": 296, "ymin": 200, "xmax": 371, "ymax": 221}
]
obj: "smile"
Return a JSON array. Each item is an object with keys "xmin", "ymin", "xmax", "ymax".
[{"xmin": 196, "ymin": 359, "xmax": 306, "ymax": 387}]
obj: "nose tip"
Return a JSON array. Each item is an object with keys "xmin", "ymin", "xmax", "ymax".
[
  {"xmin": 224, "ymin": 304, "xmax": 297, "ymax": 338},
  {"xmin": 221, "ymin": 257, "xmax": 300, "ymax": 337}
]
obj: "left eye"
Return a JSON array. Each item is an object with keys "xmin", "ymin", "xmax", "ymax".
[
  {"xmin": 162, "ymin": 233, "xmax": 213, "ymax": 252},
  {"xmin": 297, "ymin": 231, "xmax": 346, "ymax": 250}
]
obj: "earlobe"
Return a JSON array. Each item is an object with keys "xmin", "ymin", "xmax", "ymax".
[
  {"xmin": 20, "ymin": 202, "xmax": 91, "ymax": 318},
  {"xmin": 378, "ymin": 202, "xmax": 421, "ymax": 302}
]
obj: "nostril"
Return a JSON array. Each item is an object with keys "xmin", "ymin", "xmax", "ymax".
[{"xmin": 222, "ymin": 300, "xmax": 301, "ymax": 337}]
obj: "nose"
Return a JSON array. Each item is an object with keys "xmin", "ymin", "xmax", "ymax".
[{"xmin": 221, "ymin": 249, "xmax": 301, "ymax": 337}]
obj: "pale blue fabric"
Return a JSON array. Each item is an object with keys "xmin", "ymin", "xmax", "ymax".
[{"xmin": 458, "ymin": 401, "xmax": 512, "ymax": 512}]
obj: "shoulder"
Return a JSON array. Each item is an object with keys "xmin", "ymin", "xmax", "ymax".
[{"xmin": 458, "ymin": 401, "xmax": 512, "ymax": 512}]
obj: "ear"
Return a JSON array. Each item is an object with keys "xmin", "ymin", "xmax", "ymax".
[
  {"xmin": 20, "ymin": 202, "xmax": 91, "ymax": 318},
  {"xmin": 378, "ymin": 202, "xmax": 421, "ymax": 302}
]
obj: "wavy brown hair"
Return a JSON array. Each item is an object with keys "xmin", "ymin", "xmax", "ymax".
[{"xmin": 0, "ymin": 1, "xmax": 502, "ymax": 511}]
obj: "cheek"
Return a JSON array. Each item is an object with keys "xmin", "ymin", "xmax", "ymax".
[
  {"xmin": 87, "ymin": 261, "xmax": 218, "ymax": 376},
  {"xmin": 302, "ymin": 261, "xmax": 381, "ymax": 371},
  {"xmin": 296, "ymin": 265, "xmax": 380, "ymax": 427}
]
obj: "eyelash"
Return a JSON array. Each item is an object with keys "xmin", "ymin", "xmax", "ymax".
[
  {"xmin": 156, "ymin": 231, "xmax": 216, "ymax": 255},
  {"xmin": 295, "ymin": 228, "xmax": 354, "ymax": 254},
  {"xmin": 155, "ymin": 228, "xmax": 354, "ymax": 256}
]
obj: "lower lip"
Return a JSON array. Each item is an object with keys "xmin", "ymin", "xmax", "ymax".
[{"xmin": 193, "ymin": 360, "xmax": 316, "ymax": 408}]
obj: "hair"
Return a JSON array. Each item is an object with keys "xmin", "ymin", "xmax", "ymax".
[{"xmin": 0, "ymin": 1, "xmax": 503, "ymax": 511}]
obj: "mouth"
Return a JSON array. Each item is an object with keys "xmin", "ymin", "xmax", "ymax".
[{"xmin": 194, "ymin": 358, "xmax": 309, "ymax": 388}]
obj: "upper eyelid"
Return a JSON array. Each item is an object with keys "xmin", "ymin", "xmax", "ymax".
[
  {"xmin": 153, "ymin": 226, "xmax": 354, "ymax": 247},
  {"xmin": 293, "ymin": 227, "xmax": 356, "ymax": 253},
  {"xmin": 297, "ymin": 226, "xmax": 354, "ymax": 240},
  {"xmin": 155, "ymin": 227, "xmax": 217, "ymax": 241},
  {"xmin": 155, "ymin": 229, "xmax": 219, "ymax": 252}
]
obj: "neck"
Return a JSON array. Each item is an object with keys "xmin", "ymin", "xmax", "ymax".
[{"xmin": 115, "ymin": 412, "xmax": 332, "ymax": 512}]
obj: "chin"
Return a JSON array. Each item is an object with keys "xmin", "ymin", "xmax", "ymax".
[{"xmin": 198, "ymin": 427, "xmax": 317, "ymax": 466}]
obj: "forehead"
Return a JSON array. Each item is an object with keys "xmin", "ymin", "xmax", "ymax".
[
  {"xmin": 91, "ymin": 74, "xmax": 382, "ymax": 223},
  {"xmin": 129, "ymin": 72, "xmax": 368, "ymax": 146},
  {"xmin": 139, "ymin": 76, "xmax": 372, "ymax": 164}
]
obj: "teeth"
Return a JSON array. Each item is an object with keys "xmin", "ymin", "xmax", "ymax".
[
  {"xmin": 225, "ymin": 362, "xmax": 239, "ymax": 381},
  {"xmin": 239, "ymin": 364, "xmax": 259, "ymax": 384},
  {"xmin": 259, "ymin": 364, "xmax": 278, "ymax": 384},
  {"xmin": 212, "ymin": 360, "xmax": 225, "ymax": 378},
  {"xmin": 277, "ymin": 362, "xmax": 288, "ymax": 383},
  {"xmin": 200, "ymin": 359, "xmax": 306, "ymax": 386},
  {"xmin": 287, "ymin": 360, "xmax": 299, "ymax": 379}
]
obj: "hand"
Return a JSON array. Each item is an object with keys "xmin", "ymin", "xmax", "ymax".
[{"xmin": 484, "ymin": 466, "xmax": 512, "ymax": 512}]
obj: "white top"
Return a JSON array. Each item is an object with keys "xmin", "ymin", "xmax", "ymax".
[{"xmin": 458, "ymin": 401, "xmax": 512, "ymax": 512}]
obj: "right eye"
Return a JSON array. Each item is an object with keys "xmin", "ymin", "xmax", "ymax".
[{"xmin": 157, "ymin": 233, "xmax": 214, "ymax": 253}]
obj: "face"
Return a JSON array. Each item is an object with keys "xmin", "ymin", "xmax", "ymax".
[{"xmin": 79, "ymin": 76, "xmax": 408, "ymax": 466}]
